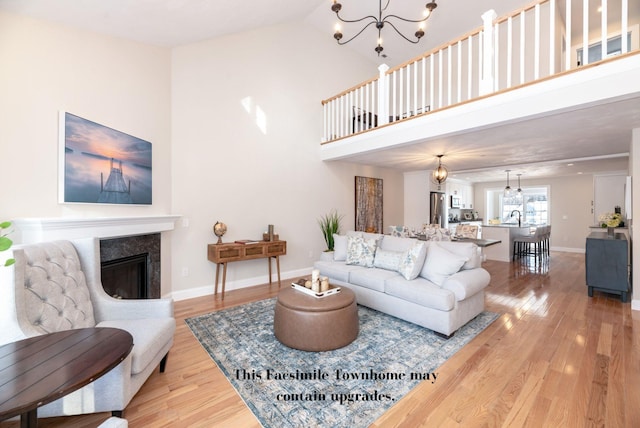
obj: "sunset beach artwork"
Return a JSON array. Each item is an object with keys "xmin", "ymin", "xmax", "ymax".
[{"xmin": 60, "ymin": 112, "xmax": 152, "ymax": 204}]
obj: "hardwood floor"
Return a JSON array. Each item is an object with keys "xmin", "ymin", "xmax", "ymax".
[{"xmin": 2, "ymin": 251, "xmax": 639, "ymax": 427}]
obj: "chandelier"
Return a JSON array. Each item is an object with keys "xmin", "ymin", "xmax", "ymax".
[
  {"xmin": 431, "ymin": 154, "xmax": 448, "ymax": 190},
  {"xmin": 331, "ymin": 0, "xmax": 438, "ymax": 56}
]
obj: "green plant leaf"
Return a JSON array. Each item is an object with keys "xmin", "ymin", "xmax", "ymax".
[
  {"xmin": 0, "ymin": 221, "xmax": 11, "ymax": 230},
  {"xmin": 4, "ymin": 258, "xmax": 14, "ymax": 267},
  {"xmin": 318, "ymin": 209, "xmax": 343, "ymax": 251},
  {"xmin": 0, "ymin": 236, "xmax": 12, "ymax": 252}
]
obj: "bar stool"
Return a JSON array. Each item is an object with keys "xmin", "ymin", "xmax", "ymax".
[{"xmin": 512, "ymin": 226, "xmax": 547, "ymax": 261}]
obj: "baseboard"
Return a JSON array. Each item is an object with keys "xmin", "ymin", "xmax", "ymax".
[
  {"xmin": 632, "ymin": 297, "xmax": 640, "ymax": 311},
  {"xmin": 168, "ymin": 267, "xmax": 312, "ymax": 301},
  {"xmin": 550, "ymin": 246, "xmax": 585, "ymax": 253}
]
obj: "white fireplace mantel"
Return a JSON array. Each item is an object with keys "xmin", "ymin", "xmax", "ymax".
[{"xmin": 12, "ymin": 215, "xmax": 181, "ymax": 244}]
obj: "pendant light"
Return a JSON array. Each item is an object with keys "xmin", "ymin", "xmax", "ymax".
[
  {"xmin": 431, "ymin": 154, "xmax": 448, "ymax": 190},
  {"xmin": 516, "ymin": 174, "xmax": 523, "ymax": 201},
  {"xmin": 503, "ymin": 170, "xmax": 514, "ymax": 198}
]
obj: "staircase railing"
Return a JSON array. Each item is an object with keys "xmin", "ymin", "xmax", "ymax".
[{"xmin": 321, "ymin": 0, "xmax": 636, "ymax": 143}]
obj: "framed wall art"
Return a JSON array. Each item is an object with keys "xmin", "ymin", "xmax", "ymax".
[
  {"xmin": 59, "ymin": 112, "xmax": 152, "ymax": 205},
  {"xmin": 355, "ymin": 176, "xmax": 383, "ymax": 233}
]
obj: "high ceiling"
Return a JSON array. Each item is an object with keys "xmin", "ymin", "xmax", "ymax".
[{"xmin": 1, "ymin": 0, "xmax": 638, "ymax": 182}]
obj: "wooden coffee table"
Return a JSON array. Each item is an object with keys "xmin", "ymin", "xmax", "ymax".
[{"xmin": 0, "ymin": 327, "xmax": 133, "ymax": 427}]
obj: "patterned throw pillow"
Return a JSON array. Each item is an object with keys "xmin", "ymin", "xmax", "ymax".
[
  {"xmin": 397, "ymin": 241, "xmax": 428, "ymax": 280},
  {"xmin": 346, "ymin": 235, "xmax": 378, "ymax": 267},
  {"xmin": 373, "ymin": 248, "xmax": 403, "ymax": 271}
]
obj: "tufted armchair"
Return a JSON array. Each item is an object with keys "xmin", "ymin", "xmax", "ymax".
[{"xmin": 11, "ymin": 238, "xmax": 175, "ymax": 418}]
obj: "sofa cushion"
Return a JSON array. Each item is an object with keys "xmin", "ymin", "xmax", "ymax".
[
  {"xmin": 438, "ymin": 241, "xmax": 481, "ymax": 270},
  {"xmin": 347, "ymin": 230, "xmax": 384, "ymax": 242},
  {"xmin": 441, "ymin": 268, "xmax": 491, "ymax": 301},
  {"xmin": 346, "ymin": 235, "xmax": 378, "ymax": 268},
  {"xmin": 97, "ymin": 318, "xmax": 176, "ymax": 375},
  {"xmin": 373, "ymin": 248, "xmax": 403, "ymax": 271},
  {"xmin": 385, "ymin": 276, "xmax": 455, "ymax": 311},
  {"xmin": 378, "ymin": 235, "xmax": 417, "ymax": 252},
  {"xmin": 420, "ymin": 242, "xmax": 468, "ymax": 286},
  {"xmin": 333, "ymin": 234, "xmax": 348, "ymax": 261},
  {"xmin": 397, "ymin": 241, "xmax": 428, "ymax": 280},
  {"xmin": 314, "ymin": 260, "xmax": 365, "ymax": 283},
  {"xmin": 350, "ymin": 268, "xmax": 399, "ymax": 292}
]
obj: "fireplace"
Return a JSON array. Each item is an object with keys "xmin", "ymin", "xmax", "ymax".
[
  {"xmin": 100, "ymin": 233, "xmax": 161, "ymax": 299},
  {"xmin": 101, "ymin": 253, "xmax": 149, "ymax": 299}
]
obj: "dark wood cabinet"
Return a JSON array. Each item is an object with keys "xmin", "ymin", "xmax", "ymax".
[{"xmin": 585, "ymin": 232, "xmax": 629, "ymax": 302}]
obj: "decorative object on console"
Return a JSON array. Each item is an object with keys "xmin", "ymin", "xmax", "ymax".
[
  {"xmin": 331, "ymin": 0, "xmax": 438, "ymax": 56},
  {"xmin": 213, "ymin": 221, "xmax": 227, "ymax": 244},
  {"xmin": 355, "ymin": 176, "xmax": 383, "ymax": 233},
  {"xmin": 431, "ymin": 154, "xmax": 448, "ymax": 190},
  {"xmin": 599, "ymin": 211, "xmax": 622, "ymax": 228},
  {"xmin": 59, "ymin": 112, "xmax": 152, "ymax": 205}
]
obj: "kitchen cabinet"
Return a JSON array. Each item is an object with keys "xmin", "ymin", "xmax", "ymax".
[
  {"xmin": 585, "ymin": 232, "xmax": 629, "ymax": 302},
  {"xmin": 448, "ymin": 181, "xmax": 474, "ymax": 209}
]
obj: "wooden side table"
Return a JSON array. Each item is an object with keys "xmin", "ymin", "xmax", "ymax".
[
  {"xmin": 207, "ymin": 240, "xmax": 286, "ymax": 299},
  {"xmin": 0, "ymin": 328, "xmax": 133, "ymax": 427}
]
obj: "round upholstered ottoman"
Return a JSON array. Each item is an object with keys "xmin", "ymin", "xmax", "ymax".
[{"xmin": 273, "ymin": 286, "xmax": 359, "ymax": 351}]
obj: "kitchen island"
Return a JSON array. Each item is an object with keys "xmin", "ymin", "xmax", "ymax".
[{"xmin": 481, "ymin": 224, "xmax": 532, "ymax": 262}]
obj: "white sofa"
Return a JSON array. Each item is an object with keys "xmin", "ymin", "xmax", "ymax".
[
  {"xmin": 9, "ymin": 238, "xmax": 175, "ymax": 418},
  {"xmin": 314, "ymin": 232, "xmax": 490, "ymax": 337}
]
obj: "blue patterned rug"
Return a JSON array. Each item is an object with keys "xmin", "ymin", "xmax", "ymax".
[{"xmin": 186, "ymin": 298, "xmax": 498, "ymax": 427}]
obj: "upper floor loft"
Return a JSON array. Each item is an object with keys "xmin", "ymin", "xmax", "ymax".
[{"xmin": 319, "ymin": 0, "xmax": 640, "ymax": 176}]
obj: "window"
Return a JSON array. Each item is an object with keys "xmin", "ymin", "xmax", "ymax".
[
  {"xmin": 577, "ymin": 32, "xmax": 632, "ymax": 66},
  {"xmin": 502, "ymin": 187, "xmax": 549, "ymax": 225},
  {"xmin": 486, "ymin": 186, "xmax": 549, "ymax": 225}
]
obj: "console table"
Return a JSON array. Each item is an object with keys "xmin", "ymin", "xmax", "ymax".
[
  {"xmin": 585, "ymin": 232, "xmax": 630, "ymax": 302},
  {"xmin": 207, "ymin": 240, "xmax": 287, "ymax": 299},
  {"xmin": 0, "ymin": 328, "xmax": 133, "ymax": 428}
]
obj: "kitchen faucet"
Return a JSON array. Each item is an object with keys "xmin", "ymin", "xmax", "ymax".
[{"xmin": 510, "ymin": 210, "xmax": 522, "ymax": 227}]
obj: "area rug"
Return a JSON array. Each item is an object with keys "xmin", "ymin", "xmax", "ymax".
[{"xmin": 186, "ymin": 298, "xmax": 498, "ymax": 428}]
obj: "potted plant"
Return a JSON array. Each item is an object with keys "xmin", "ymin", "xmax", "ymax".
[
  {"xmin": 0, "ymin": 221, "xmax": 14, "ymax": 267},
  {"xmin": 318, "ymin": 210, "xmax": 342, "ymax": 260}
]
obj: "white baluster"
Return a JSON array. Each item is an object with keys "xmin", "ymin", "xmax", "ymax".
[
  {"xmin": 507, "ymin": 16, "xmax": 513, "ymax": 88},
  {"xmin": 378, "ymin": 64, "xmax": 389, "ymax": 126},
  {"xmin": 622, "ymin": 0, "xmax": 628, "ymax": 54},
  {"xmin": 457, "ymin": 40, "xmax": 462, "ymax": 103},
  {"xmin": 468, "ymin": 35, "xmax": 473, "ymax": 99},
  {"xmin": 480, "ymin": 9, "xmax": 497, "ymax": 95},
  {"xmin": 520, "ymin": 11, "xmax": 526, "ymax": 83},
  {"xmin": 583, "ymin": 0, "xmax": 589, "ymax": 65},
  {"xmin": 601, "ymin": 0, "xmax": 608, "ymax": 61},
  {"xmin": 549, "ymin": 0, "xmax": 556, "ymax": 75},
  {"xmin": 565, "ymin": 0, "xmax": 572, "ymax": 70},
  {"xmin": 429, "ymin": 53, "xmax": 435, "ymax": 111},
  {"xmin": 534, "ymin": 3, "xmax": 540, "ymax": 79}
]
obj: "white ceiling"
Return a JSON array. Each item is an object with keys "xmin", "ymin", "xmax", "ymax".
[{"xmin": 1, "ymin": 0, "xmax": 638, "ymax": 183}]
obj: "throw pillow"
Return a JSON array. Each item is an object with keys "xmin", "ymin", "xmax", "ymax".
[
  {"xmin": 420, "ymin": 242, "xmax": 468, "ymax": 285},
  {"xmin": 397, "ymin": 241, "xmax": 428, "ymax": 280},
  {"xmin": 373, "ymin": 248, "xmax": 403, "ymax": 271},
  {"xmin": 333, "ymin": 234, "xmax": 348, "ymax": 261},
  {"xmin": 346, "ymin": 235, "xmax": 378, "ymax": 267}
]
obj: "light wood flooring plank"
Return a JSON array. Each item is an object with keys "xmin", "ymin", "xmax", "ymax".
[{"xmin": 2, "ymin": 252, "xmax": 639, "ymax": 427}]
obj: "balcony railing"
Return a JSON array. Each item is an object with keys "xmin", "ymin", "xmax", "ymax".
[{"xmin": 321, "ymin": 0, "xmax": 637, "ymax": 143}]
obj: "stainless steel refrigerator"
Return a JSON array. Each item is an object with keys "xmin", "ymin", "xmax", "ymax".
[{"xmin": 430, "ymin": 192, "xmax": 447, "ymax": 228}]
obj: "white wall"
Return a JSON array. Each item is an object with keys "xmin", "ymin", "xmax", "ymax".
[
  {"xmin": 169, "ymin": 22, "xmax": 404, "ymax": 298},
  {"xmin": 0, "ymin": 12, "xmax": 405, "ymax": 300},
  {"xmin": 0, "ymin": 11, "xmax": 174, "ymax": 293},
  {"xmin": 0, "ymin": 12, "xmax": 172, "ymax": 218},
  {"xmin": 403, "ymin": 171, "xmax": 430, "ymax": 229},
  {"xmin": 474, "ymin": 174, "xmax": 596, "ymax": 251}
]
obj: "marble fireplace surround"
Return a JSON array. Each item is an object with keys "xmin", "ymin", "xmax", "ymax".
[{"xmin": 12, "ymin": 215, "xmax": 180, "ymax": 297}]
